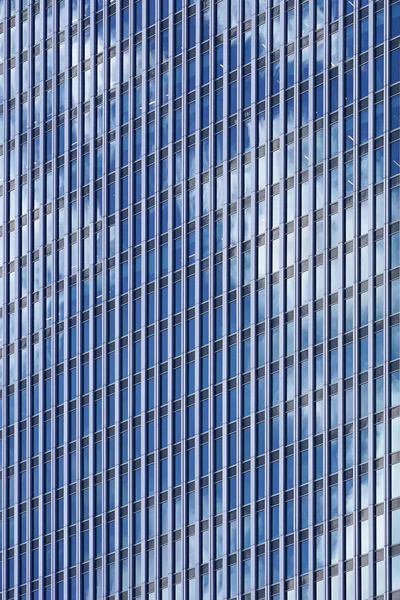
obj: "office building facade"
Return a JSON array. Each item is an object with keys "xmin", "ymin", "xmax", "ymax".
[{"xmin": 1, "ymin": 0, "xmax": 400, "ymax": 598}]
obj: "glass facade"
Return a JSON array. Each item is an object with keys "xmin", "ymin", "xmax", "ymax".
[{"xmin": 0, "ymin": 0, "xmax": 399, "ymax": 597}]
